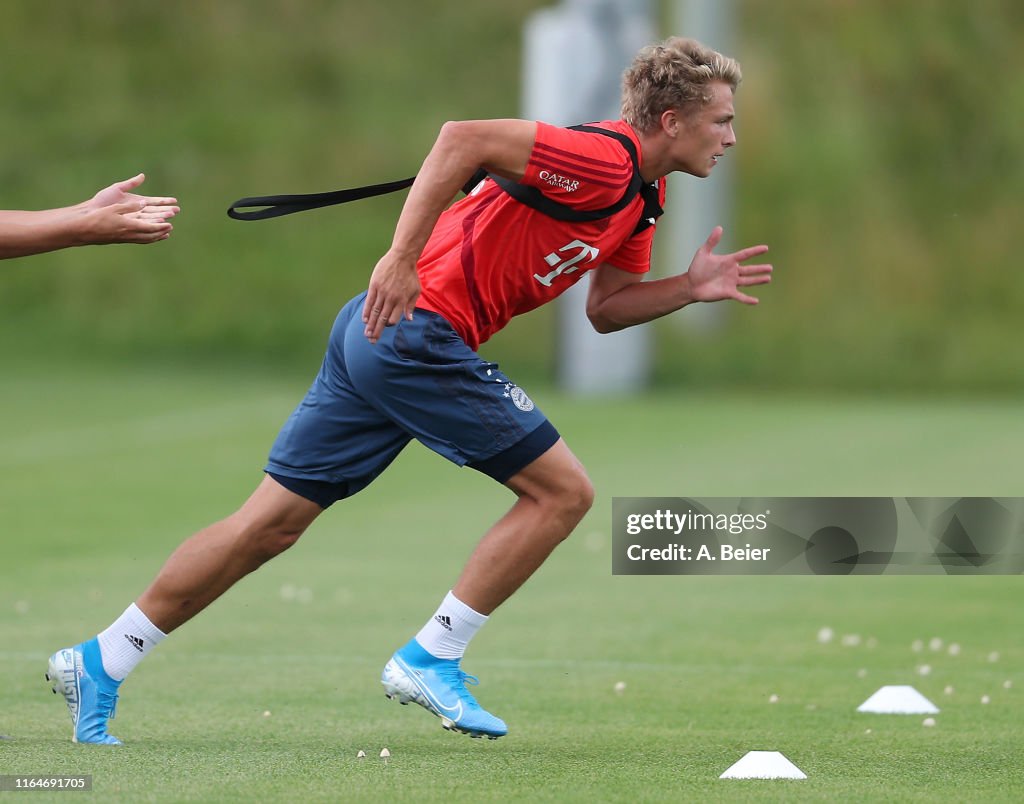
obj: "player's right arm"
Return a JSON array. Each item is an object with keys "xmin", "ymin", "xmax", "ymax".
[{"xmin": 363, "ymin": 119, "xmax": 536, "ymax": 343}]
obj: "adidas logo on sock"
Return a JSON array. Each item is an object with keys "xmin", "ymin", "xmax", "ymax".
[
  {"xmin": 434, "ymin": 614, "xmax": 453, "ymax": 631},
  {"xmin": 124, "ymin": 634, "xmax": 145, "ymax": 652}
]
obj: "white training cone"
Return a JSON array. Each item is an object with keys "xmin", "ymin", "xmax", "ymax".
[
  {"xmin": 857, "ymin": 685, "xmax": 939, "ymax": 714},
  {"xmin": 719, "ymin": 751, "xmax": 807, "ymax": 780}
]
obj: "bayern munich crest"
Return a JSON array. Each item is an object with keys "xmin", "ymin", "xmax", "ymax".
[{"xmin": 510, "ymin": 386, "xmax": 535, "ymax": 412}]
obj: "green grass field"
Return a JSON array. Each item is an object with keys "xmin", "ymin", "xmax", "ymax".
[{"xmin": 1, "ymin": 358, "xmax": 1021, "ymax": 802}]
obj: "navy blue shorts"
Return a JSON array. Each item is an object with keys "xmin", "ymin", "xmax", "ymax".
[{"xmin": 265, "ymin": 293, "xmax": 559, "ymax": 508}]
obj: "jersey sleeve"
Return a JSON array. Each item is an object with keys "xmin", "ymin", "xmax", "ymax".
[
  {"xmin": 520, "ymin": 122, "xmax": 635, "ymax": 211},
  {"xmin": 602, "ymin": 177, "xmax": 667, "ymax": 275}
]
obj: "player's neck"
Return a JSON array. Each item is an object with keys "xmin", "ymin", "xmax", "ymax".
[{"xmin": 636, "ymin": 129, "xmax": 672, "ymax": 183}]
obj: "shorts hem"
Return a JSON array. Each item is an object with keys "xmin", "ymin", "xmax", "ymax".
[
  {"xmin": 468, "ymin": 420, "xmax": 561, "ymax": 483},
  {"xmin": 265, "ymin": 469, "xmax": 350, "ymax": 509}
]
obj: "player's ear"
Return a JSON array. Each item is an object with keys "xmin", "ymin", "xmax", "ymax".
[{"xmin": 660, "ymin": 108, "xmax": 680, "ymax": 138}]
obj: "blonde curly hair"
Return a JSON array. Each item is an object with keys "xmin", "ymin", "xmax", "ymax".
[{"xmin": 621, "ymin": 37, "xmax": 742, "ymax": 133}]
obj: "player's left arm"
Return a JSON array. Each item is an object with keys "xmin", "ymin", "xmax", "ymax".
[{"xmin": 586, "ymin": 226, "xmax": 772, "ymax": 333}]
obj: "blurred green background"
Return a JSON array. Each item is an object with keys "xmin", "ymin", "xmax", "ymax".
[
  {"xmin": 3, "ymin": 7, "xmax": 1022, "ymax": 799},
  {"xmin": 2, "ymin": 0, "xmax": 1023, "ymax": 393}
]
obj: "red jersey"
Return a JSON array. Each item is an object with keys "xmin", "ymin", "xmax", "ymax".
[{"xmin": 415, "ymin": 120, "xmax": 666, "ymax": 350}]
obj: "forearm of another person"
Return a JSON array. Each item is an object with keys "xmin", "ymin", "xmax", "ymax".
[
  {"xmin": 0, "ymin": 203, "xmax": 173, "ymax": 260},
  {"xmin": 0, "ymin": 207, "xmax": 93, "ymax": 259}
]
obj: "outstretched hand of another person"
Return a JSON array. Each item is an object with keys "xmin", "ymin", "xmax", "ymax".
[
  {"xmin": 0, "ymin": 173, "xmax": 180, "ymax": 259},
  {"xmin": 80, "ymin": 173, "xmax": 179, "ymax": 245},
  {"xmin": 686, "ymin": 226, "xmax": 772, "ymax": 305}
]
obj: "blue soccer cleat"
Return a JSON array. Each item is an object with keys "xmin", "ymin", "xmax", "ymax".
[
  {"xmin": 46, "ymin": 639, "xmax": 122, "ymax": 745},
  {"xmin": 382, "ymin": 639, "xmax": 508, "ymax": 739}
]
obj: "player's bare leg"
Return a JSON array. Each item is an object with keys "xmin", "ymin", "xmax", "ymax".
[
  {"xmin": 453, "ymin": 438, "xmax": 594, "ymax": 614},
  {"xmin": 137, "ymin": 475, "xmax": 324, "ymax": 633},
  {"xmin": 383, "ymin": 438, "xmax": 593, "ymax": 738},
  {"xmin": 47, "ymin": 475, "xmax": 322, "ymax": 744}
]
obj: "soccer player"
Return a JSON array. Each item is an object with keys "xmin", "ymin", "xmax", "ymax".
[
  {"xmin": 48, "ymin": 37, "xmax": 771, "ymax": 743},
  {"xmin": 1, "ymin": 174, "xmax": 177, "ymax": 260}
]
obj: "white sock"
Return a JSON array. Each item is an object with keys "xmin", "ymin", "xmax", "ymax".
[
  {"xmin": 96, "ymin": 603, "xmax": 167, "ymax": 681},
  {"xmin": 414, "ymin": 591, "xmax": 488, "ymax": 660}
]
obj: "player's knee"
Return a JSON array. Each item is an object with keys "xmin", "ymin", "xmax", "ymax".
[
  {"xmin": 264, "ymin": 525, "xmax": 304, "ymax": 560},
  {"xmin": 268, "ymin": 525, "xmax": 304, "ymax": 556},
  {"xmin": 509, "ymin": 442, "xmax": 594, "ymax": 530},
  {"xmin": 239, "ymin": 520, "xmax": 305, "ymax": 565},
  {"xmin": 551, "ymin": 465, "xmax": 595, "ymax": 527},
  {"xmin": 571, "ymin": 472, "xmax": 596, "ymax": 519}
]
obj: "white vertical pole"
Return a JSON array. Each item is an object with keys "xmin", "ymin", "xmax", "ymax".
[
  {"xmin": 523, "ymin": 0, "xmax": 656, "ymax": 395},
  {"xmin": 666, "ymin": 0, "xmax": 735, "ymax": 332}
]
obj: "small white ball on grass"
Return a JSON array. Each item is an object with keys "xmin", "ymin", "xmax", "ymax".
[
  {"xmin": 981, "ymin": 695, "xmax": 991, "ymax": 705},
  {"xmin": 988, "ymin": 651, "xmax": 1000, "ymax": 663},
  {"xmin": 947, "ymin": 642, "xmax": 961, "ymax": 656},
  {"xmin": 1003, "ymin": 680, "xmax": 1013, "ymax": 690},
  {"xmin": 922, "ymin": 717, "xmax": 936, "ymax": 728},
  {"xmin": 614, "ymin": 681, "xmax": 626, "ymax": 694},
  {"xmin": 917, "ymin": 664, "xmax": 932, "ymax": 676},
  {"xmin": 817, "ymin": 627, "xmax": 834, "ymax": 644},
  {"xmin": 944, "ymin": 685, "xmax": 955, "ymax": 695},
  {"xmin": 768, "ymin": 694, "xmax": 779, "ymax": 703}
]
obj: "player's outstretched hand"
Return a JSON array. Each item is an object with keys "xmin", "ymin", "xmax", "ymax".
[
  {"xmin": 363, "ymin": 250, "xmax": 421, "ymax": 344},
  {"xmin": 81, "ymin": 174, "xmax": 179, "ymax": 245},
  {"xmin": 686, "ymin": 226, "xmax": 772, "ymax": 305}
]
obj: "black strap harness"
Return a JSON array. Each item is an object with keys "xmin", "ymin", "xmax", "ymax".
[{"xmin": 227, "ymin": 125, "xmax": 663, "ymax": 236}]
